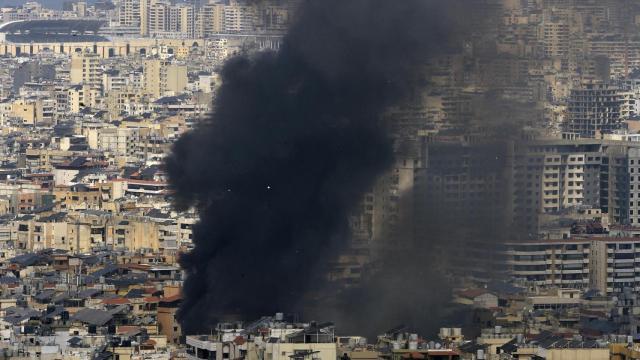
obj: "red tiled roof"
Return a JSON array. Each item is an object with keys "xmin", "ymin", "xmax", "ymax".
[
  {"xmin": 102, "ymin": 297, "xmax": 130, "ymax": 305},
  {"xmin": 117, "ymin": 325, "xmax": 140, "ymax": 334}
]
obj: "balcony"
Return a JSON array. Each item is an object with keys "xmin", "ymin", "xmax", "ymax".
[
  {"xmin": 612, "ymin": 258, "xmax": 635, "ymax": 264},
  {"xmin": 560, "ymin": 269, "xmax": 586, "ymax": 275}
]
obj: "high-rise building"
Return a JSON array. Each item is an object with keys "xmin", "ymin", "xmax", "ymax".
[
  {"xmin": 143, "ymin": 59, "xmax": 188, "ymax": 99},
  {"xmin": 119, "ymin": 0, "xmax": 141, "ymax": 27},
  {"xmin": 564, "ymin": 83, "xmax": 623, "ymax": 138},
  {"xmin": 69, "ymin": 51, "xmax": 103, "ymax": 88},
  {"xmin": 505, "ymin": 236, "xmax": 640, "ymax": 296},
  {"xmin": 142, "ymin": 0, "xmax": 195, "ymax": 38},
  {"xmin": 507, "ymin": 139, "xmax": 640, "ymax": 232},
  {"xmin": 196, "ymin": 1, "xmax": 256, "ymax": 36},
  {"xmin": 173, "ymin": 3, "xmax": 195, "ymax": 37},
  {"xmin": 223, "ymin": 2, "xmax": 256, "ymax": 33},
  {"xmin": 541, "ymin": 13, "xmax": 570, "ymax": 59},
  {"xmin": 140, "ymin": 0, "xmax": 150, "ymax": 36},
  {"xmin": 147, "ymin": 0, "xmax": 171, "ymax": 36},
  {"xmin": 626, "ymin": 148, "xmax": 640, "ymax": 225},
  {"xmin": 197, "ymin": 2, "xmax": 224, "ymax": 37},
  {"xmin": 75, "ymin": 1, "xmax": 87, "ymax": 17}
]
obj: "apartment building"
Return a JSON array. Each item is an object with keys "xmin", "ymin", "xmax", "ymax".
[
  {"xmin": 196, "ymin": 1, "xmax": 256, "ymax": 36},
  {"xmin": 11, "ymin": 215, "xmax": 95, "ymax": 253},
  {"xmin": 138, "ymin": 0, "xmax": 195, "ymax": 38},
  {"xmin": 223, "ymin": 3, "xmax": 256, "ymax": 33},
  {"xmin": 540, "ymin": 152, "xmax": 601, "ymax": 211},
  {"xmin": 627, "ymin": 148, "xmax": 640, "ymax": 225},
  {"xmin": 506, "ymin": 237, "xmax": 640, "ymax": 295},
  {"xmin": 541, "ymin": 14, "xmax": 570, "ymax": 58},
  {"xmin": 171, "ymin": 3, "xmax": 195, "ymax": 38},
  {"xmin": 53, "ymin": 85, "xmax": 68, "ymax": 118},
  {"xmin": 506, "ymin": 239, "xmax": 591, "ymax": 290},
  {"xmin": 102, "ymin": 70, "xmax": 128, "ymax": 93},
  {"xmin": 87, "ymin": 126, "xmax": 147, "ymax": 166},
  {"xmin": 564, "ymin": 83, "xmax": 623, "ymax": 138},
  {"xmin": 10, "ymin": 98, "xmax": 54, "ymax": 126},
  {"xmin": 104, "ymin": 87, "xmax": 146, "ymax": 119},
  {"xmin": 147, "ymin": 1, "xmax": 173, "ymax": 37},
  {"xmin": 143, "ymin": 59, "xmax": 188, "ymax": 99},
  {"xmin": 119, "ymin": 0, "xmax": 141, "ymax": 28},
  {"xmin": 198, "ymin": 3, "xmax": 225, "ymax": 37},
  {"xmin": 54, "ymin": 185, "xmax": 102, "ymax": 211},
  {"xmin": 588, "ymin": 35, "xmax": 640, "ymax": 78},
  {"xmin": 67, "ymin": 85, "xmax": 101, "ymax": 113},
  {"xmin": 509, "ymin": 139, "xmax": 640, "ymax": 232},
  {"xmin": 70, "ymin": 51, "xmax": 102, "ymax": 88}
]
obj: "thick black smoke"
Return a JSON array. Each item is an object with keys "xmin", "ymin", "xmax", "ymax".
[{"xmin": 166, "ymin": 0, "xmax": 470, "ymax": 334}]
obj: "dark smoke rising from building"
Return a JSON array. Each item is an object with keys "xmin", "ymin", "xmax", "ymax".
[{"xmin": 166, "ymin": 0, "xmax": 474, "ymax": 334}]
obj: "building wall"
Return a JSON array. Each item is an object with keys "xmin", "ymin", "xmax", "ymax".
[
  {"xmin": 119, "ymin": 0, "xmax": 141, "ymax": 27},
  {"xmin": 157, "ymin": 306, "xmax": 180, "ymax": 344},
  {"xmin": 0, "ymin": 39, "xmax": 203, "ymax": 59},
  {"xmin": 265, "ymin": 343, "xmax": 337, "ymax": 360},
  {"xmin": 144, "ymin": 59, "xmax": 187, "ymax": 99},
  {"xmin": 507, "ymin": 238, "xmax": 640, "ymax": 295},
  {"xmin": 517, "ymin": 347, "xmax": 609, "ymax": 360},
  {"xmin": 564, "ymin": 83, "xmax": 623, "ymax": 138},
  {"xmin": 53, "ymin": 169, "xmax": 80, "ymax": 186},
  {"xmin": 70, "ymin": 51, "xmax": 102, "ymax": 87},
  {"xmin": 590, "ymin": 239, "xmax": 608, "ymax": 293},
  {"xmin": 11, "ymin": 99, "xmax": 37, "ymax": 125},
  {"xmin": 506, "ymin": 240, "xmax": 590, "ymax": 289}
]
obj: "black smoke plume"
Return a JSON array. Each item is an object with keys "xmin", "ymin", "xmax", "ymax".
[{"xmin": 166, "ymin": 0, "xmax": 471, "ymax": 334}]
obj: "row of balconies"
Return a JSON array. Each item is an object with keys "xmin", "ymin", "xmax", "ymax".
[{"xmin": 512, "ymin": 269, "xmax": 589, "ymax": 276}]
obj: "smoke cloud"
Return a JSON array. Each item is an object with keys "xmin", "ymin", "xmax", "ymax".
[{"xmin": 166, "ymin": 0, "xmax": 474, "ymax": 334}]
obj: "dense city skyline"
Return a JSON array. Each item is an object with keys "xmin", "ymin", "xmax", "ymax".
[{"xmin": 5, "ymin": 0, "xmax": 640, "ymax": 359}]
